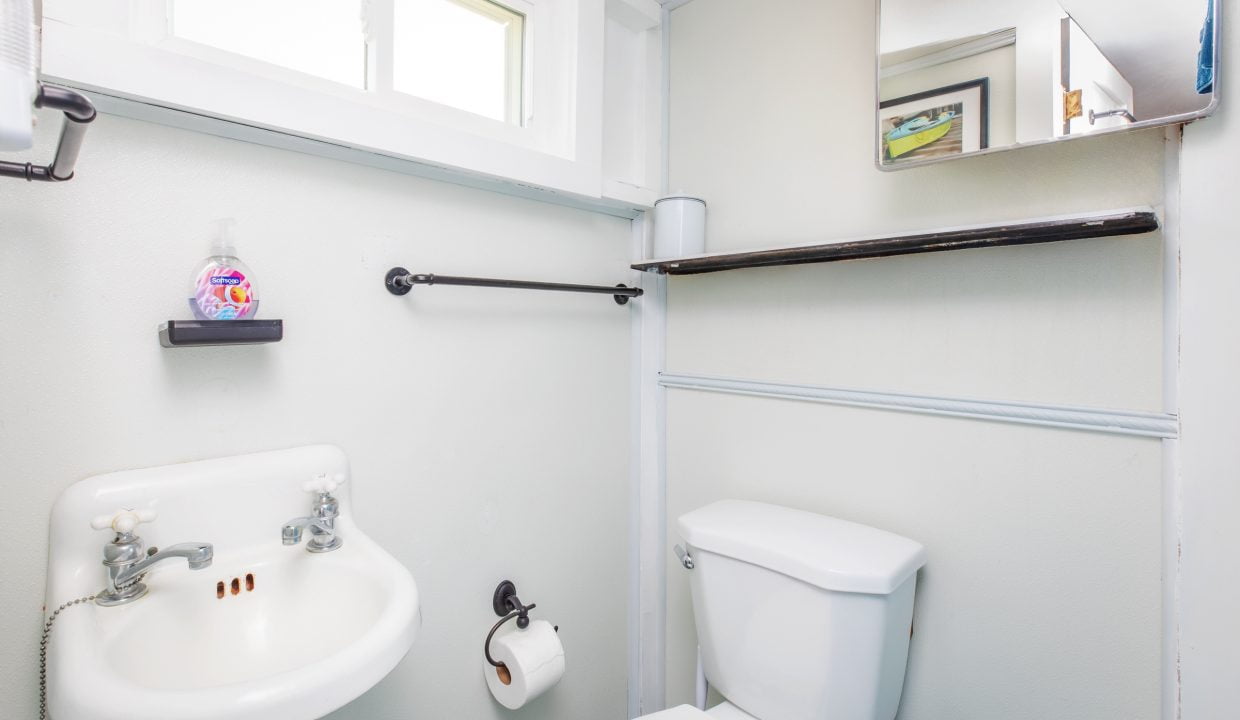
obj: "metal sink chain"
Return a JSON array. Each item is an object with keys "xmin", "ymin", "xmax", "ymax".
[{"xmin": 38, "ymin": 595, "xmax": 96, "ymax": 720}]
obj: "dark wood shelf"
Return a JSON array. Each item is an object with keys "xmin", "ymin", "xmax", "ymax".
[
  {"xmin": 632, "ymin": 208, "xmax": 1160, "ymax": 275},
  {"xmin": 159, "ymin": 320, "xmax": 283, "ymax": 348}
]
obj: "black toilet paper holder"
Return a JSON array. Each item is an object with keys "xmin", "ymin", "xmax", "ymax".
[{"xmin": 485, "ymin": 580, "xmax": 557, "ymax": 669}]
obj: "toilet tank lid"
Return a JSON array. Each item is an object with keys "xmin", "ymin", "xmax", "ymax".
[{"xmin": 677, "ymin": 500, "xmax": 927, "ymax": 595}]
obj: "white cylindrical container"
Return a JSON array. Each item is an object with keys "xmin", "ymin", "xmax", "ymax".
[
  {"xmin": 484, "ymin": 619, "xmax": 565, "ymax": 709},
  {"xmin": 652, "ymin": 196, "xmax": 706, "ymax": 258}
]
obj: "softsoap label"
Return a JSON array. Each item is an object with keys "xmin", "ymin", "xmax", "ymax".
[{"xmin": 194, "ymin": 267, "xmax": 255, "ymax": 320}]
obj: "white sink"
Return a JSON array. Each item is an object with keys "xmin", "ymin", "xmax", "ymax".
[{"xmin": 44, "ymin": 446, "xmax": 420, "ymax": 720}]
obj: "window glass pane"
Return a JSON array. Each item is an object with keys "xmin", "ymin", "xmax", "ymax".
[
  {"xmin": 171, "ymin": 0, "xmax": 366, "ymax": 88},
  {"xmin": 393, "ymin": 0, "xmax": 523, "ymax": 123}
]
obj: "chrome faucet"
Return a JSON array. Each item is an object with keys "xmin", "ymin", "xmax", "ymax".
[
  {"xmin": 283, "ymin": 473, "xmax": 345, "ymax": 553},
  {"xmin": 91, "ymin": 509, "xmax": 214, "ymax": 607}
]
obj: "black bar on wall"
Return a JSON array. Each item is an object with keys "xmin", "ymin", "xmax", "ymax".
[{"xmin": 385, "ymin": 267, "xmax": 643, "ymax": 305}]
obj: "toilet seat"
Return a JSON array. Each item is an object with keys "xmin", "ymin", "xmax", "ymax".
[{"xmin": 638, "ymin": 702, "xmax": 757, "ymax": 720}]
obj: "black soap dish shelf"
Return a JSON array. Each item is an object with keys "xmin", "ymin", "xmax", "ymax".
[{"xmin": 159, "ymin": 320, "xmax": 283, "ymax": 348}]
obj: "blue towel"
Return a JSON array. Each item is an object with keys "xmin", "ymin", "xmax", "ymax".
[{"xmin": 1198, "ymin": 1, "xmax": 1215, "ymax": 94}]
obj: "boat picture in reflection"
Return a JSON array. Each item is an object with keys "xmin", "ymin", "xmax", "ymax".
[{"xmin": 882, "ymin": 103, "xmax": 963, "ymax": 161}]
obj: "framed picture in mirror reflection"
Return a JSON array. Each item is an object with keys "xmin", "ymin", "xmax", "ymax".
[{"xmin": 879, "ymin": 78, "xmax": 990, "ymax": 166}]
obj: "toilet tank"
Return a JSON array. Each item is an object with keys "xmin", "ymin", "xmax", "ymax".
[{"xmin": 678, "ymin": 501, "xmax": 927, "ymax": 720}]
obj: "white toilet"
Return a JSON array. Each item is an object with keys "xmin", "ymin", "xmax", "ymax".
[{"xmin": 647, "ymin": 500, "xmax": 927, "ymax": 720}]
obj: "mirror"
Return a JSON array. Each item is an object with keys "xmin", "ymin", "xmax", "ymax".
[{"xmin": 876, "ymin": 0, "xmax": 1219, "ymax": 168}]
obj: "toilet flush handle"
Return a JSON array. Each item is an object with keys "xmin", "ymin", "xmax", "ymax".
[{"xmin": 674, "ymin": 544, "xmax": 694, "ymax": 570}]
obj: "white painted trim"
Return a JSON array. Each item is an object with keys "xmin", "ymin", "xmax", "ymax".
[
  {"xmin": 628, "ymin": 215, "xmax": 647, "ymax": 720},
  {"xmin": 880, "ymin": 28, "xmax": 1017, "ymax": 79},
  {"xmin": 628, "ymin": 7, "xmax": 673, "ymax": 715},
  {"xmin": 1160, "ymin": 126, "xmax": 1184, "ymax": 720},
  {"xmin": 600, "ymin": 0, "xmax": 662, "ymax": 208},
  {"xmin": 1161, "ymin": 438, "xmax": 1182, "ymax": 720},
  {"xmin": 659, "ymin": 3, "xmax": 673, "ymax": 196},
  {"xmin": 634, "ymin": 271, "xmax": 668, "ymax": 718},
  {"xmin": 1163, "ymin": 137, "xmax": 1182, "ymax": 414},
  {"xmin": 660, "ymin": 374, "xmax": 1179, "ymax": 439}
]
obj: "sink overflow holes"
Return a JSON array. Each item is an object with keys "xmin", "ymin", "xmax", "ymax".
[{"xmin": 216, "ymin": 573, "xmax": 256, "ymax": 599}]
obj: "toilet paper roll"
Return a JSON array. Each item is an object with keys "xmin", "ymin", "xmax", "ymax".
[
  {"xmin": 0, "ymin": 0, "xmax": 38, "ymax": 151},
  {"xmin": 484, "ymin": 619, "xmax": 565, "ymax": 710}
]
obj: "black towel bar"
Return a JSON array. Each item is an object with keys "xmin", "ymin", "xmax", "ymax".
[{"xmin": 385, "ymin": 267, "xmax": 643, "ymax": 306}]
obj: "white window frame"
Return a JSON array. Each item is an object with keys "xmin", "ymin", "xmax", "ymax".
[{"xmin": 40, "ymin": 0, "xmax": 604, "ymax": 197}]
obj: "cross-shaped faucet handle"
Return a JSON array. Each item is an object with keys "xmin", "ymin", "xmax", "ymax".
[
  {"xmin": 302, "ymin": 473, "xmax": 347, "ymax": 495},
  {"xmin": 90, "ymin": 508, "xmax": 157, "ymax": 535}
]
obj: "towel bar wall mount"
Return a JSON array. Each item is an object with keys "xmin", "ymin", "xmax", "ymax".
[
  {"xmin": 385, "ymin": 267, "xmax": 643, "ymax": 306},
  {"xmin": 0, "ymin": 84, "xmax": 96, "ymax": 183}
]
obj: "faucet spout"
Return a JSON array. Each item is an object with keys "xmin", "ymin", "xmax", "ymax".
[
  {"xmin": 96, "ymin": 538, "xmax": 214, "ymax": 607},
  {"xmin": 282, "ymin": 517, "xmax": 328, "ymax": 545},
  {"xmin": 113, "ymin": 542, "xmax": 214, "ymax": 588},
  {"xmin": 282, "ymin": 510, "xmax": 342, "ymax": 553}
]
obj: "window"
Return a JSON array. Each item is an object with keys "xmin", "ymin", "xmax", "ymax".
[
  {"xmin": 170, "ymin": 0, "xmax": 367, "ymax": 89},
  {"xmin": 41, "ymin": 0, "xmax": 608, "ymax": 197},
  {"xmin": 393, "ymin": 0, "xmax": 527, "ymax": 124},
  {"xmin": 166, "ymin": 0, "xmax": 527, "ymax": 125}
]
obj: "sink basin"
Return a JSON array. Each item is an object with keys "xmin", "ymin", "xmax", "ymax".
[{"xmin": 44, "ymin": 446, "xmax": 420, "ymax": 720}]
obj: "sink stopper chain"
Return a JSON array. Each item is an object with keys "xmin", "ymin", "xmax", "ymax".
[{"xmin": 38, "ymin": 594, "xmax": 97, "ymax": 720}]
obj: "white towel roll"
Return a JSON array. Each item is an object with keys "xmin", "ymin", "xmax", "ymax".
[{"xmin": 0, "ymin": 0, "xmax": 37, "ymax": 151}]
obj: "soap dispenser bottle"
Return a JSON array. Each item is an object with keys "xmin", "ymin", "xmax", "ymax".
[{"xmin": 187, "ymin": 219, "xmax": 259, "ymax": 321}]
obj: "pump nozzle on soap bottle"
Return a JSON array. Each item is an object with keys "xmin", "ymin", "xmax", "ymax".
[{"xmin": 187, "ymin": 218, "xmax": 259, "ymax": 321}]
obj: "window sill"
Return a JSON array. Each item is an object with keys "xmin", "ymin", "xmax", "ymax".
[{"xmin": 71, "ymin": 88, "xmax": 646, "ymax": 220}]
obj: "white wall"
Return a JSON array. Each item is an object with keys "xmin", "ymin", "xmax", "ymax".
[
  {"xmin": 664, "ymin": 0, "xmax": 1169, "ymax": 718},
  {"xmin": 0, "ymin": 111, "xmax": 633, "ymax": 719},
  {"xmin": 668, "ymin": 1, "xmax": 1165, "ymax": 252},
  {"xmin": 1177, "ymin": 2, "xmax": 1240, "ymax": 715}
]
